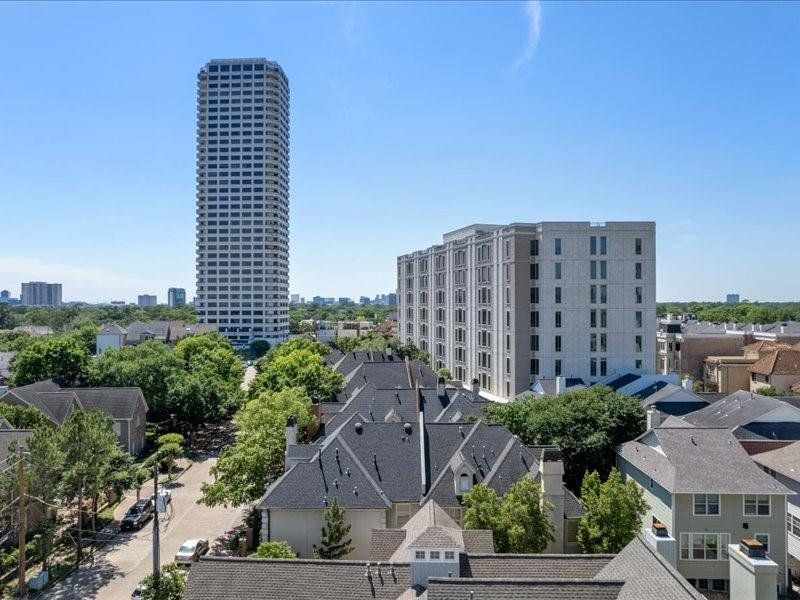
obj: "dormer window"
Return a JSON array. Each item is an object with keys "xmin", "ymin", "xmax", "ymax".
[
  {"xmin": 415, "ymin": 551, "xmax": 425, "ymax": 559},
  {"xmin": 444, "ymin": 551, "xmax": 455, "ymax": 560},
  {"xmin": 429, "ymin": 551, "xmax": 440, "ymax": 560},
  {"xmin": 458, "ymin": 473, "xmax": 471, "ymax": 493}
]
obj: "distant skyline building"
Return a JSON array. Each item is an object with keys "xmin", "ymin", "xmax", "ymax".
[
  {"xmin": 137, "ymin": 294, "xmax": 157, "ymax": 307},
  {"xmin": 398, "ymin": 222, "xmax": 656, "ymax": 399},
  {"xmin": 196, "ymin": 57, "xmax": 290, "ymax": 347},
  {"xmin": 726, "ymin": 293, "xmax": 740, "ymax": 304},
  {"xmin": 168, "ymin": 287, "xmax": 187, "ymax": 307},
  {"xmin": 20, "ymin": 282, "xmax": 62, "ymax": 307}
]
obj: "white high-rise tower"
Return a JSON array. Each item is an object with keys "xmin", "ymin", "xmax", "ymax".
[{"xmin": 196, "ymin": 58, "xmax": 290, "ymax": 346}]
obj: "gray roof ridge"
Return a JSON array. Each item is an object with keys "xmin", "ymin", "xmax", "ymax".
[
  {"xmin": 197, "ymin": 554, "xmax": 412, "ymax": 566},
  {"xmin": 432, "ymin": 389, "xmax": 467, "ymax": 423},
  {"xmin": 482, "ymin": 435, "xmax": 519, "ymax": 487},
  {"xmin": 466, "ymin": 552, "xmax": 615, "ymax": 559},
  {"xmin": 422, "ymin": 420, "xmax": 482, "ymax": 502},
  {"xmin": 429, "ymin": 576, "xmax": 625, "ymax": 585},
  {"xmin": 319, "ymin": 413, "xmax": 361, "ymax": 449},
  {"xmin": 612, "ymin": 535, "xmax": 705, "ymax": 599},
  {"xmin": 336, "ymin": 437, "xmax": 392, "ymax": 508}
]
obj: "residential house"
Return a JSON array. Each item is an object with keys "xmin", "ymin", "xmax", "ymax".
[
  {"xmin": 749, "ymin": 348, "xmax": 800, "ymax": 394},
  {"xmin": 0, "ymin": 380, "xmax": 148, "ymax": 454},
  {"xmin": 657, "ymin": 320, "xmax": 746, "ymax": 379},
  {"xmin": 677, "ymin": 390, "xmax": 800, "ymax": 454},
  {"xmin": 185, "ymin": 509, "xmax": 706, "ymax": 600},
  {"xmin": 704, "ymin": 355, "xmax": 760, "ymax": 394},
  {"xmin": 97, "ymin": 320, "xmax": 218, "ymax": 351},
  {"xmin": 96, "ymin": 323, "xmax": 127, "ymax": 354},
  {"xmin": 752, "ymin": 441, "xmax": 800, "ymax": 576},
  {"xmin": 617, "ymin": 426, "xmax": 791, "ymax": 594},
  {"xmin": 258, "ymin": 418, "xmax": 584, "ymax": 559}
]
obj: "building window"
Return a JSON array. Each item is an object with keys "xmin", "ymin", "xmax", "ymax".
[
  {"xmin": 531, "ymin": 287, "xmax": 539, "ymax": 303},
  {"xmin": 680, "ymin": 533, "xmax": 730, "ymax": 561},
  {"xmin": 600, "ymin": 357, "xmax": 607, "ymax": 376},
  {"xmin": 635, "ymin": 335, "xmax": 643, "ymax": 352},
  {"xmin": 415, "ymin": 551, "xmax": 426, "ymax": 559},
  {"xmin": 590, "ymin": 358, "xmax": 597, "ymax": 377},
  {"xmin": 600, "ymin": 309, "xmax": 607, "ymax": 328},
  {"xmin": 693, "ymin": 494, "xmax": 720, "ymax": 516},
  {"xmin": 555, "ymin": 287, "xmax": 562, "ymax": 304},
  {"xmin": 635, "ymin": 310, "xmax": 643, "ymax": 328},
  {"xmin": 635, "ymin": 359, "xmax": 642, "ymax": 369},
  {"xmin": 555, "ymin": 359, "xmax": 562, "ymax": 376},
  {"xmin": 554, "ymin": 238, "xmax": 562, "ymax": 255},
  {"xmin": 590, "ymin": 285, "xmax": 596, "ymax": 304},
  {"xmin": 754, "ymin": 533, "xmax": 769, "ymax": 553},
  {"xmin": 744, "ymin": 495, "xmax": 770, "ymax": 516},
  {"xmin": 531, "ymin": 334, "xmax": 539, "ymax": 351},
  {"xmin": 531, "ymin": 311, "xmax": 539, "ymax": 327},
  {"xmin": 444, "ymin": 551, "xmax": 455, "ymax": 560},
  {"xmin": 429, "ymin": 551, "xmax": 440, "ymax": 560},
  {"xmin": 555, "ymin": 311, "xmax": 562, "ymax": 328},
  {"xmin": 635, "ymin": 287, "xmax": 643, "ymax": 304},
  {"xmin": 600, "ymin": 285, "xmax": 607, "ymax": 304},
  {"xmin": 590, "ymin": 261, "xmax": 597, "ymax": 279},
  {"xmin": 635, "ymin": 237, "xmax": 642, "ymax": 255},
  {"xmin": 600, "ymin": 260, "xmax": 607, "ymax": 279},
  {"xmin": 554, "ymin": 262, "xmax": 562, "ymax": 279},
  {"xmin": 531, "ymin": 358, "xmax": 539, "ymax": 375},
  {"xmin": 555, "ymin": 335, "xmax": 562, "ymax": 352},
  {"xmin": 590, "ymin": 309, "xmax": 597, "ymax": 328},
  {"xmin": 590, "ymin": 334, "xmax": 597, "ymax": 352},
  {"xmin": 590, "ymin": 236, "xmax": 597, "ymax": 255},
  {"xmin": 635, "ymin": 262, "xmax": 642, "ymax": 279},
  {"xmin": 599, "ymin": 236, "xmax": 607, "ymax": 255},
  {"xmin": 530, "ymin": 239, "xmax": 539, "ymax": 256},
  {"xmin": 531, "ymin": 263, "xmax": 539, "ymax": 280}
]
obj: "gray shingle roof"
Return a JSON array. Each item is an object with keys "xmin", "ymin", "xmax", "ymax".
[
  {"xmin": 425, "ymin": 578, "xmax": 624, "ymax": 600},
  {"xmin": 73, "ymin": 388, "xmax": 146, "ymax": 420},
  {"xmin": 184, "ymin": 557, "xmax": 415, "ymax": 600},
  {"xmin": 617, "ymin": 427, "xmax": 792, "ymax": 494},
  {"xmin": 682, "ymin": 390, "xmax": 798, "ymax": 429},
  {"xmin": 99, "ymin": 323, "xmax": 127, "ymax": 335},
  {"xmin": 596, "ymin": 536, "xmax": 705, "ymax": 600},
  {"xmin": 370, "ymin": 529, "xmax": 408, "ymax": 561},
  {"xmin": 460, "ymin": 554, "xmax": 612, "ymax": 578},
  {"xmin": 752, "ymin": 441, "xmax": 800, "ymax": 483}
]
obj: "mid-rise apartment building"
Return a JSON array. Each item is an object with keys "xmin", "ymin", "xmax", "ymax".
[
  {"xmin": 137, "ymin": 294, "xmax": 157, "ymax": 307},
  {"xmin": 20, "ymin": 282, "xmax": 62, "ymax": 307},
  {"xmin": 397, "ymin": 222, "xmax": 656, "ymax": 399},
  {"xmin": 195, "ymin": 58, "xmax": 290, "ymax": 347}
]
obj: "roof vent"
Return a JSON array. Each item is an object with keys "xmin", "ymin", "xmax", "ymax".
[
  {"xmin": 403, "ymin": 422, "xmax": 412, "ymax": 433},
  {"xmin": 355, "ymin": 422, "xmax": 363, "ymax": 434}
]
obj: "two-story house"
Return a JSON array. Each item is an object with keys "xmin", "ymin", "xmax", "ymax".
[
  {"xmin": 753, "ymin": 440, "xmax": 800, "ymax": 576},
  {"xmin": 617, "ymin": 426, "xmax": 791, "ymax": 596}
]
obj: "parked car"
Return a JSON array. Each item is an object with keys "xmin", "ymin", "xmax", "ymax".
[
  {"xmin": 174, "ymin": 538, "xmax": 209, "ymax": 565},
  {"xmin": 120, "ymin": 499, "xmax": 154, "ymax": 531},
  {"xmin": 131, "ymin": 583, "xmax": 147, "ymax": 598}
]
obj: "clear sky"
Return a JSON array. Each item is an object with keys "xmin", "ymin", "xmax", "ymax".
[{"xmin": 1, "ymin": 2, "xmax": 798, "ymax": 303}]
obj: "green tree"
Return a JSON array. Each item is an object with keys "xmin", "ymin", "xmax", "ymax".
[
  {"xmin": 249, "ymin": 340, "xmax": 271, "ymax": 359},
  {"xmin": 89, "ymin": 341, "xmax": 183, "ymax": 415},
  {"xmin": 250, "ymin": 540, "xmax": 296, "ymax": 559},
  {"xmin": 437, "ymin": 367, "xmax": 453, "ymax": 380},
  {"xmin": 133, "ymin": 467, "xmax": 150, "ymax": 501},
  {"xmin": 10, "ymin": 336, "xmax": 91, "ymax": 386},
  {"xmin": 463, "ymin": 484, "xmax": 506, "ymax": 551},
  {"xmin": 463, "ymin": 478, "xmax": 553, "ymax": 553},
  {"xmin": 313, "ymin": 498, "xmax": 354, "ymax": 559},
  {"xmin": 0, "ymin": 304, "xmax": 12, "ymax": 329},
  {"xmin": 757, "ymin": 385, "xmax": 780, "ymax": 397},
  {"xmin": 250, "ymin": 349, "xmax": 344, "ymax": 403},
  {"xmin": 484, "ymin": 387, "xmax": 645, "ymax": 489},
  {"xmin": 58, "ymin": 410, "xmax": 121, "ymax": 558},
  {"xmin": 257, "ymin": 338, "xmax": 329, "ymax": 368},
  {"xmin": 577, "ymin": 469, "xmax": 648, "ymax": 553},
  {"xmin": 138, "ymin": 563, "xmax": 187, "ymax": 600},
  {"xmin": 498, "ymin": 476, "xmax": 554, "ymax": 553},
  {"xmin": 200, "ymin": 387, "xmax": 315, "ymax": 506},
  {"xmin": 0, "ymin": 404, "xmax": 51, "ymax": 429},
  {"xmin": 157, "ymin": 443, "xmax": 183, "ymax": 480}
]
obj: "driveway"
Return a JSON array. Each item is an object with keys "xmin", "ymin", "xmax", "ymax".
[{"xmin": 40, "ymin": 457, "xmax": 243, "ymax": 599}]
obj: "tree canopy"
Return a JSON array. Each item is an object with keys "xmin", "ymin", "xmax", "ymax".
[
  {"xmin": 484, "ymin": 387, "xmax": 645, "ymax": 490},
  {"xmin": 463, "ymin": 476, "xmax": 554, "ymax": 553},
  {"xmin": 577, "ymin": 468, "xmax": 648, "ymax": 553},
  {"xmin": 0, "ymin": 403, "xmax": 51, "ymax": 429},
  {"xmin": 250, "ymin": 348, "xmax": 343, "ymax": 404},
  {"xmin": 313, "ymin": 498, "xmax": 354, "ymax": 559},
  {"xmin": 250, "ymin": 540, "xmax": 296, "ymax": 559},
  {"xmin": 138, "ymin": 563, "xmax": 187, "ymax": 600},
  {"xmin": 200, "ymin": 386, "xmax": 315, "ymax": 507},
  {"xmin": 657, "ymin": 301, "xmax": 800, "ymax": 324},
  {"xmin": 10, "ymin": 335, "xmax": 92, "ymax": 386}
]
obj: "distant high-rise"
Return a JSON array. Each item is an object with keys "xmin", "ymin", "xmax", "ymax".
[
  {"xmin": 196, "ymin": 58, "xmax": 290, "ymax": 347},
  {"xmin": 20, "ymin": 282, "xmax": 62, "ymax": 307},
  {"xmin": 137, "ymin": 294, "xmax": 157, "ymax": 307},
  {"xmin": 726, "ymin": 293, "xmax": 740, "ymax": 304},
  {"xmin": 168, "ymin": 288, "xmax": 187, "ymax": 307}
]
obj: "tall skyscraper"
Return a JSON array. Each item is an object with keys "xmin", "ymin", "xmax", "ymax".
[
  {"xmin": 168, "ymin": 288, "xmax": 187, "ymax": 307},
  {"xmin": 397, "ymin": 222, "xmax": 656, "ymax": 399},
  {"xmin": 20, "ymin": 282, "xmax": 62, "ymax": 306},
  {"xmin": 195, "ymin": 58, "xmax": 290, "ymax": 347}
]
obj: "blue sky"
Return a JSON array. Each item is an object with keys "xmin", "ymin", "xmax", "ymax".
[{"xmin": 0, "ymin": 2, "xmax": 798, "ymax": 303}]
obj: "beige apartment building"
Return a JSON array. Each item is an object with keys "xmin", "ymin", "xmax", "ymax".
[{"xmin": 397, "ymin": 222, "xmax": 656, "ymax": 399}]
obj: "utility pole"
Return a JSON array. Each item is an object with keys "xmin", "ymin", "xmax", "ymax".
[
  {"xmin": 17, "ymin": 459, "xmax": 28, "ymax": 599},
  {"xmin": 152, "ymin": 465, "xmax": 160, "ymax": 586}
]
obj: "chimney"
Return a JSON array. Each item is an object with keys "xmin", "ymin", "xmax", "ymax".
[
  {"xmin": 555, "ymin": 376, "xmax": 566, "ymax": 394},
  {"xmin": 417, "ymin": 384, "xmax": 428, "ymax": 497},
  {"xmin": 728, "ymin": 539, "xmax": 778, "ymax": 600},
  {"xmin": 681, "ymin": 377, "xmax": 693, "ymax": 391},
  {"xmin": 643, "ymin": 519, "xmax": 677, "ymax": 566},
  {"xmin": 646, "ymin": 407, "xmax": 661, "ymax": 430},
  {"xmin": 437, "ymin": 376, "xmax": 446, "ymax": 396},
  {"xmin": 285, "ymin": 414, "xmax": 298, "ymax": 446},
  {"xmin": 538, "ymin": 447, "xmax": 565, "ymax": 553},
  {"xmin": 471, "ymin": 378, "xmax": 480, "ymax": 401}
]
